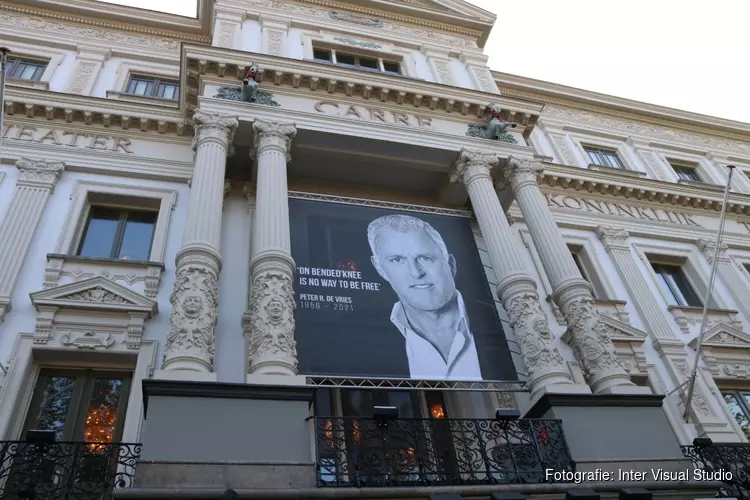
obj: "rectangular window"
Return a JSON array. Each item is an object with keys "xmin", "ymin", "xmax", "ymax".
[
  {"xmin": 721, "ymin": 390, "xmax": 750, "ymax": 439},
  {"xmin": 77, "ymin": 206, "xmax": 157, "ymax": 261},
  {"xmin": 312, "ymin": 47, "xmax": 402, "ymax": 75},
  {"xmin": 584, "ymin": 146, "xmax": 623, "ymax": 169},
  {"xmin": 671, "ymin": 162, "xmax": 702, "ymax": 182},
  {"xmin": 569, "ymin": 246, "xmax": 606, "ymax": 299},
  {"xmin": 7, "ymin": 57, "xmax": 47, "ymax": 81},
  {"xmin": 650, "ymin": 262, "xmax": 703, "ymax": 307},
  {"xmin": 126, "ymin": 75, "xmax": 179, "ymax": 100}
]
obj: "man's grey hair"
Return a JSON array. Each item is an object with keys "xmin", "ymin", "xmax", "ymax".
[{"xmin": 367, "ymin": 214, "xmax": 449, "ymax": 261}]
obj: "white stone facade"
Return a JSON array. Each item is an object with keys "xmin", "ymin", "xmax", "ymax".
[{"xmin": 0, "ymin": 0, "xmax": 749, "ymax": 457}]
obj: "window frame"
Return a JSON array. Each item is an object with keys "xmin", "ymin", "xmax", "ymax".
[
  {"xmin": 76, "ymin": 206, "xmax": 158, "ymax": 261},
  {"xmin": 583, "ymin": 145, "xmax": 624, "ymax": 169},
  {"xmin": 649, "ymin": 261, "xmax": 703, "ymax": 308},
  {"xmin": 569, "ymin": 244, "xmax": 609, "ymax": 300},
  {"xmin": 720, "ymin": 389, "xmax": 750, "ymax": 439},
  {"xmin": 125, "ymin": 74, "xmax": 180, "ymax": 100},
  {"xmin": 312, "ymin": 46, "xmax": 403, "ymax": 75},
  {"xmin": 668, "ymin": 160, "xmax": 703, "ymax": 182},
  {"xmin": 7, "ymin": 57, "xmax": 48, "ymax": 82}
]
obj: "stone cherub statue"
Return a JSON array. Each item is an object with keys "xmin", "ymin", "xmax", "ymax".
[
  {"xmin": 467, "ymin": 103, "xmax": 518, "ymax": 143},
  {"xmin": 214, "ymin": 62, "xmax": 280, "ymax": 107}
]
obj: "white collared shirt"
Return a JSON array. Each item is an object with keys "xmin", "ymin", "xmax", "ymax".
[{"xmin": 389, "ymin": 292, "xmax": 482, "ymax": 381}]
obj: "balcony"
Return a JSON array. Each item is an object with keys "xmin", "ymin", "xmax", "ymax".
[
  {"xmin": 312, "ymin": 417, "xmax": 574, "ymax": 488},
  {"xmin": 0, "ymin": 440, "xmax": 141, "ymax": 500},
  {"xmin": 682, "ymin": 439, "xmax": 750, "ymax": 499}
]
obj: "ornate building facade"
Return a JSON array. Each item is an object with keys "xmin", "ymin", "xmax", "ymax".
[{"xmin": 0, "ymin": 0, "xmax": 748, "ymax": 498}]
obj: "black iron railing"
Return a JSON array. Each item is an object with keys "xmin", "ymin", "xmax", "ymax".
[
  {"xmin": 0, "ymin": 441, "xmax": 141, "ymax": 500},
  {"xmin": 682, "ymin": 441, "xmax": 750, "ymax": 499},
  {"xmin": 312, "ymin": 417, "xmax": 574, "ymax": 487}
]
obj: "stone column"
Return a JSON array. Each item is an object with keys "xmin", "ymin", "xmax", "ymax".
[
  {"xmin": 505, "ymin": 157, "xmax": 633, "ymax": 394},
  {"xmin": 697, "ymin": 238, "xmax": 750, "ymax": 321},
  {"xmin": 451, "ymin": 150, "xmax": 578, "ymax": 395},
  {"xmin": 596, "ymin": 227, "xmax": 677, "ymax": 339},
  {"xmin": 0, "ymin": 158, "xmax": 65, "ymax": 322},
  {"xmin": 161, "ymin": 111, "xmax": 238, "ymax": 377},
  {"xmin": 246, "ymin": 120, "xmax": 299, "ymax": 377}
]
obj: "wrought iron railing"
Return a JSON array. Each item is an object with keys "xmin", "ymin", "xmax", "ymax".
[
  {"xmin": 312, "ymin": 417, "xmax": 574, "ymax": 487},
  {"xmin": 682, "ymin": 441, "xmax": 750, "ymax": 499},
  {"xmin": 0, "ymin": 441, "xmax": 141, "ymax": 500}
]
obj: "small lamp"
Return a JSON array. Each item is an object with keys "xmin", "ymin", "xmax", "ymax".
[
  {"xmin": 25, "ymin": 429, "xmax": 56, "ymax": 444},
  {"xmin": 693, "ymin": 437, "xmax": 712, "ymax": 447},
  {"xmin": 495, "ymin": 408, "xmax": 521, "ymax": 421},
  {"xmin": 566, "ymin": 489, "xmax": 600, "ymax": 500}
]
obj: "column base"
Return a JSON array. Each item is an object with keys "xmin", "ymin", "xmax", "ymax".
[
  {"xmin": 152, "ymin": 369, "xmax": 218, "ymax": 383},
  {"xmin": 246, "ymin": 374, "xmax": 308, "ymax": 386},
  {"xmin": 525, "ymin": 393, "xmax": 685, "ymax": 465},
  {"xmin": 527, "ymin": 382, "xmax": 592, "ymax": 411}
]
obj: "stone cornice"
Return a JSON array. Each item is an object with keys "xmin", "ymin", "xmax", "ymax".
[
  {"xmin": 493, "ymin": 71, "xmax": 750, "ymax": 148},
  {"xmin": 182, "ymin": 45, "xmax": 542, "ymax": 132},
  {"xmin": 1, "ymin": 1, "xmax": 211, "ymax": 42},
  {"xmin": 4, "ymin": 86, "xmax": 191, "ymax": 136},
  {"xmin": 537, "ymin": 162, "xmax": 750, "ymax": 217}
]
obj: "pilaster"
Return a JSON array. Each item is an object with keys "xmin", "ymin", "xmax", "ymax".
[
  {"xmin": 696, "ymin": 238, "xmax": 750, "ymax": 323},
  {"xmin": 505, "ymin": 157, "xmax": 635, "ymax": 394},
  {"xmin": 625, "ymin": 138, "xmax": 670, "ymax": 181},
  {"xmin": 247, "ymin": 121, "xmax": 299, "ymax": 378},
  {"xmin": 451, "ymin": 149, "xmax": 579, "ymax": 395},
  {"xmin": 213, "ymin": 9, "xmax": 245, "ymax": 49},
  {"xmin": 421, "ymin": 45, "xmax": 456, "ymax": 86},
  {"xmin": 160, "ymin": 111, "xmax": 238, "ymax": 379},
  {"xmin": 259, "ymin": 16, "xmax": 291, "ymax": 57},
  {"xmin": 458, "ymin": 52, "xmax": 499, "ymax": 94},
  {"xmin": 596, "ymin": 226, "xmax": 677, "ymax": 339},
  {"xmin": 65, "ymin": 45, "xmax": 111, "ymax": 95},
  {"xmin": 0, "ymin": 158, "xmax": 64, "ymax": 323}
]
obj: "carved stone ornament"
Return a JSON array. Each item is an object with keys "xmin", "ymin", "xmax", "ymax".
[
  {"xmin": 333, "ymin": 37, "xmax": 382, "ymax": 49},
  {"xmin": 191, "ymin": 111, "xmax": 239, "ymax": 151},
  {"xmin": 466, "ymin": 103, "xmax": 518, "ymax": 144},
  {"xmin": 506, "ymin": 293, "xmax": 565, "ymax": 380},
  {"xmin": 163, "ymin": 265, "xmax": 219, "ymax": 368},
  {"xmin": 216, "ymin": 85, "xmax": 281, "ymax": 107},
  {"xmin": 60, "ymin": 330, "xmax": 115, "ymax": 350},
  {"xmin": 696, "ymin": 238, "xmax": 729, "ymax": 260},
  {"xmin": 450, "ymin": 149, "xmax": 498, "ymax": 185},
  {"xmin": 563, "ymin": 296, "xmax": 629, "ymax": 382},
  {"xmin": 248, "ymin": 271, "xmax": 298, "ymax": 372},
  {"xmin": 62, "ymin": 287, "xmax": 134, "ymax": 305},
  {"xmin": 596, "ymin": 226, "xmax": 630, "ymax": 251},
  {"xmin": 329, "ymin": 11, "xmax": 384, "ymax": 28},
  {"xmin": 505, "ymin": 156, "xmax": 544, "ymax": 190},
  {"xmin": 252, "ymin": 120, "xmax": 297, "ymax": 161},
  {"xmin": 16, "ymin": 157, "xmax": 65, "ymax": 186}
]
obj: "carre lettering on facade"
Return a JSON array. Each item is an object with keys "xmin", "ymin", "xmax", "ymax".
[
  {"xmin": 2, "ymin": 124, "xmax": 134, "ymax": 153},
  {"xmin": 314, "ymin": 101, "xmax": 433, "ymax": 128},
  {"xmin": 546, "ymin": 193, "xmax": 701, "ymax": 226}
]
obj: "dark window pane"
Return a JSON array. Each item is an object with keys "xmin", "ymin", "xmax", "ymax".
[
  {"xmin": 383, "ymin": 61, "xmax": 400, "ymax": 73},
  {"xmin": 586, "ymin": 148, "xmax": 622, "ymax": 169},
  {"xmin": 9, "ymin": 59, "xmax": 46, "ymax": 81},
  {"xmin": 83, "ymin": 378, "xmax": 124, "ymax": 444},
  {"xmin": 651, "ymin": 263, "xmax": 702, "ymax": 307},
  {"xmin": 29, "ymin": 376, "xmax": 76, "ymax": 441},
  {"xmin": 724, "ymin": 393, "xmax": 750, "ymax": 439},
  {"xmin": 674, "ymin": 166, "xmax": 701, "ymax": 182},
  {"xmin": 128, "ymin": 78, "xmax": 154, "ymax": 96},
  {"xmin": 117, "ymin": 211, "xmax": 156, "ymax": 260},
  {"xmin": 78, "ymin": 208, "xmax": 120, "ymax": 258},
  {"xmin": 158, "ymin": 83, "xmax": 179, "ymax": 100},
  {"xmin": 359, "ymin": 57, "xmax": 378, "ymax": 69},
  {"xmin": 313, "ymin": 49, "xmax": 331, "ymax": 61},
  {"xmin": 336, "ymin": 53, "xmax": 356, "ymax": 66}
]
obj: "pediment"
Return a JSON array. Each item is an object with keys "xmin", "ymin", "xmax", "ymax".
[
  {"xmin": 691, "ymin": 323, "xmax": 750, "ymax": 349},
  {"xmin": 30, "ymin": 276, "xmax": 157, "ymax": 316},
  {"xmin": 602, "ymin": 316, "xmax": 647, "ymax": 344},
  {"xmin": 387, "ymin": 0, "xmax": 494, "ymax": 20}
]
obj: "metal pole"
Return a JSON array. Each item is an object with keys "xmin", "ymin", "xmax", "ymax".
[
  {"xmin": 683, "ymin": 165, "xmax": 735, "ymax": 422},
  {"xmin": 0, "ymin": 48, "xmax": 10, "ymax": 159}
]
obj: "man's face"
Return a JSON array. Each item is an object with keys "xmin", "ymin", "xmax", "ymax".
[{"xmin": 371, "ymin": 228, "xmax": 456, "ymax": 311}]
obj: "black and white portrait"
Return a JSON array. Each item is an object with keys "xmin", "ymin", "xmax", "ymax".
[
  {"xmin": 367, "ymin": 214, "xmax": 481, "ymax": 380},
  {"xmin": 289, "ymin": 198, "xmax": 517, "ymax": 382}
]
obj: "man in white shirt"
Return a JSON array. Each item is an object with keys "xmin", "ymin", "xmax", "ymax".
[{"xmin": 367, "ymin": 214, "xmax": 482, "ymax": 381}]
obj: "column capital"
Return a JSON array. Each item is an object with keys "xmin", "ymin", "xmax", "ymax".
[
  {"xmin": 505, "ymin": 156, "xmax": 544, "ymax": 190},
  {"xmin": 450, "ymin": 149, "xmax": 498, "ymax": 186},
  {"xmin": 696, "ymin": 238, "xmax": 728, "ymax": 260},
  {"xmin": 16, "ymin": 157, "xmax": 65, "ymax": 190},
  {"xmin": 191, "ymin": 110, "xmax": 239, "ymax": 151},
  {"xmin": 596, "ymin": 226, "xmax": 630, "ymax": 251},
  {"xmin": 252, "ymin": 120, "xmax": 297, "ymax": 162}
]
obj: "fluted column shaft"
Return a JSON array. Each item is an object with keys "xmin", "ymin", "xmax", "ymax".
[
  {"xmin": 161, "ymin": 111, "xmax": 238, "ymax": 375},
  {"xmin": 452, "ymin": 150, "xmax": 574, "ymax": 394},
  {"xmin": 0, "ymin": 158, "xmax": 65, "ymax": 322},
  {"xmin": 597, "ymin": 227, "xmax": 676, "ymax": 339},
  {"xmin": 697, "ymin": 238, "xmax": 750, "ymax": 322},
  {"xmin": 506, "ymin": 157, "xmax": 633, "ymax": 393},
  {"xmin": 247, "ymin": 120, "xmax": 298, "ymax": 376}
]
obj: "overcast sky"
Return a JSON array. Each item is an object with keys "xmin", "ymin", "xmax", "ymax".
[{"xmin": 105, "ymin": 0, "xmax": 750, "ymax": 124}]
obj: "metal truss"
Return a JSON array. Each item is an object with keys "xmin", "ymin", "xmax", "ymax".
[
  {"xmin": 305, "ymin": 376, "xmax": 529, "ymax": 392},
  {"xmin": 288, "ymin": 191, "xmax": 474, "ymax": 218}
]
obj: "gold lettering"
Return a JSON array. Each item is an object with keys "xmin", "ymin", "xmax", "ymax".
[
  {"xmin": 113, "ymin": 138, "xmax": 133, "ymax": 153},
  {"xmin": 344, "ymin": 106, "xmax": 362, "ymax": 118},
  {"xmin": 416, "ymin": 116, "xmax": 433, "ymax": 127},
  {"xmin": 368, "ymin": 108, "xmax": 387, "ymax": 123},
  {"xmin": 33, "ymin": 129, "xmax": 63, "ymax": 145},
  {"xmin": 314, "ymin": 101, "xmax": 340, "ymax": 114},
  {"xmin": 17, "ymin": 127, "xmax": 35, "ymax": 141},
  {"xmin": 86, "ymin": 135, "xmax": 109, "ymax": 150},
  {"xmin": 393, "ymin": 113, "xmax": 410, "ymax": 126}
]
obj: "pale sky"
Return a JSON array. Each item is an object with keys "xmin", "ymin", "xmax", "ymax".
[{"xmin": 105, "ymin": 0, "xmax": 750, "ymax": 124}]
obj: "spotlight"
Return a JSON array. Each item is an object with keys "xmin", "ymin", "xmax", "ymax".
[
  {"xmin": 25, "ymin": 429, "xmax": 56, "ymax": 444},
  {"xmin": 491, "ymin": 492, "xmax": 526, "ymax": 500},
  {"xmin": 693, "ymin": 437, "xmax": 712, "ymax": 447},
  {"xmin": 373, "ymin": 405, "xmax": 399, "ymax": 421},
  {"xmin": 619, "ymin": 488, "xmax": 652, "ymax": 500},
  {"xmin": 495, "ymin": 408, "xmax": 521, "ymax": 421},
  {"xmin": 566, "ymin": 488, "xmax": 600, "ymax": 500}
]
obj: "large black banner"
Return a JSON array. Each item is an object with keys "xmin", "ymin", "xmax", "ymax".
[{"xmin": 289, "ymin": 198, "xmax": 517, "ymax": 382}]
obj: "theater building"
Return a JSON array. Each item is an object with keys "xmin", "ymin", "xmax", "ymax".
[{"xmin": 0, "ymin": 0, "xmax": 748, "ymax": 498}]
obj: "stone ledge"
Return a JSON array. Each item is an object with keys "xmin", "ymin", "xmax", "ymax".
[{"xmin": 525, "ymin": 393, "xmax": 665, "ymax": 418}]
